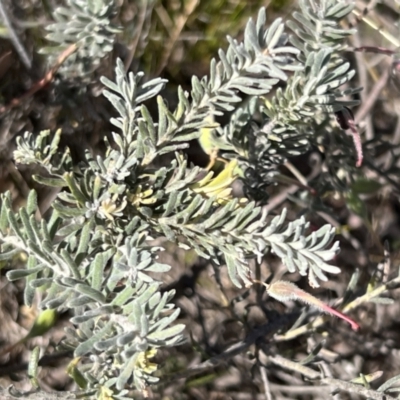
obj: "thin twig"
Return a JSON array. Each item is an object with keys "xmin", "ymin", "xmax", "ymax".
[
  {"xmin": 268, "ymin": 354, "xmax": 320, "ymax": 380},
  {"xmin": 352, "ymin": 7, "xmax": 400, "ymax": 48},
  {"xmin": 123, "ymin": 2, "xmax": 150, "ymax": 71},
  {"xmin": 161, "ymin": 314, "xmax": 298, "ymax": 383},
  {"xmin": 268, "ymin": 384, "xmax": 330, "ymax": 395},
  {"xmin": 321, "ymin": 377, "xmax": 396, "ymax": 400},
  {"xmin": 0, "ymin": 43, "xmax": 77, "ymax": 115},
  {"xmin": 260, "ymin": 365, "xmax": 272, "ymax": 400},
  {"xmin": 354, "ymin": 65, "xmax": 391, "ymax": 124},
  {"xmin": 283, "ymin": 161, "xmax": 308, "ymax": 186},
  {"xmin": 350, "ymin": 26, "xmax": 374, "ymax": 140},
  {"xmin": 154, "ymin": 0, "xmax": 199, "ymax": 76},
  {"xmin": 263, "ymin": 155, "xmax": 321, "ymax": 213},
  {"xmin": 0, "ymin": 0, "xmax": 32, "ymax": 70},
  {"xmin": 392, "ymin": 112, "xmax": 400, "ymax": 145},
  {"xmin": 335, "ymin": 107, "xmax": 363, "ymax": 167}
]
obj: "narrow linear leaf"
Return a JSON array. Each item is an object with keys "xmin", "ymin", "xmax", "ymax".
[
  {"xmin": 75, "ymin": 321, "xmax": 114, "ymax": 357},
  {"xmin": 75, "ymin": 283, "xmax": 106, "ymax": 303}
]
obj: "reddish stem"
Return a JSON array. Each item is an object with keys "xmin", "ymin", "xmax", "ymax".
[{"xmin": 0, "ymin": 44, "xmax": 77, "ymax": 115}]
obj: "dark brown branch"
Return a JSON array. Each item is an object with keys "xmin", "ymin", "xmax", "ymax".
[{"xmin": 0, "ymin": 44, "xmax": 77, "ymax": 115}]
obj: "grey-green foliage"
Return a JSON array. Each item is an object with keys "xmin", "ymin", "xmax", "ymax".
[
  {"xmin": 209, "ymin": 0, "xmax": 360, "ymax": 200},
  {"xmin": 1, "ymin": 0, "xmax": 359, "ymax": 397},
  {"xmin": 41, "ymin": 0, "xmax": 121, "ymax": 78}
]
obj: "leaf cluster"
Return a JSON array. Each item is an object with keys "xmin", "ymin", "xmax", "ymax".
[
  {"xmin": 41, "ymin": 0, "xmax": 121, "ymax": 79},
  {"xmin": 0, "ymin": 0, "xmax": 370, "ymax": 398}
]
